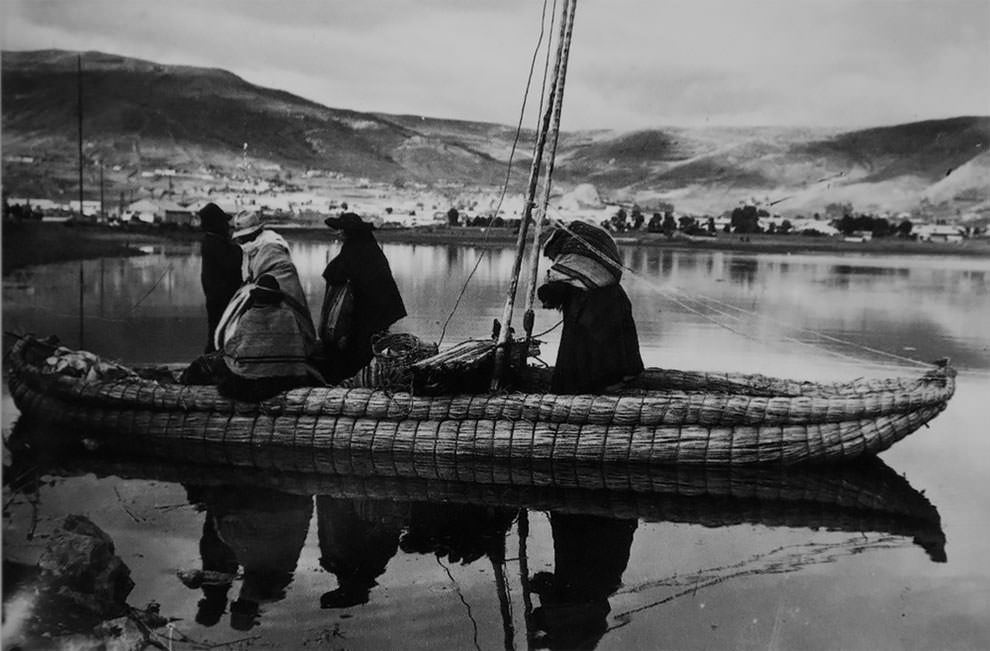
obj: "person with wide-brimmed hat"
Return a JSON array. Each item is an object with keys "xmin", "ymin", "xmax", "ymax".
[
  {"xmin": 319, "ymin": 212, "xmax": 406, "ymax": 383},
  {"xmin": 230, "ymin": 210, "xmax": 310, "ymax": 313},
  {"xmin": 198, "ymin": 202, "xmax": 242, "ymax": 353}
]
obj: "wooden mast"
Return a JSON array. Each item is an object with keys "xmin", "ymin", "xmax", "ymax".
[
  {"xmin": 522, "ymin": 0, "xmax": 577, "ymax": 348},
  {"xmin": 491, "ymin": 0, "xmax": 577, "ymax": 389}
]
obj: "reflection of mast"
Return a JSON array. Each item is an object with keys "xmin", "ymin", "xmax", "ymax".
[
  {"xmin": 491, "ymin": 554, "xmax": 515, "ymax": 651},
  {"xmin": 518, "ymin": 510, "xmax": 535, "ymax": 650}
]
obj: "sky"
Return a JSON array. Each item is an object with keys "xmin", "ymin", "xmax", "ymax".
[{"xmin": 2, "ymin": 0, "xmax": 989, "ymax": 131}]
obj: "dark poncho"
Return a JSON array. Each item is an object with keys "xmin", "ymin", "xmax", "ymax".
[
  {"xmin": 539, "ymin": 222, "xmax": 643, "ymax": 394},
  {"xmin": 201, "ymin": 232, "xmax": 242, "ymax": 353},
  {"xmin": 320, "ymin": 232, "xmax": 406, "ymax": 382},
  {"xmin": 540, "ymin": 282, "xmax": 644, "ymax": 394}
]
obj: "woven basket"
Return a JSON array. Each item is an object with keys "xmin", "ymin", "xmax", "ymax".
[{"xmin": 344, "ymin": 332, "xmax": 438, "ymax": 390}]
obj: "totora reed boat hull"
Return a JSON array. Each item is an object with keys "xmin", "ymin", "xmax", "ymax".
[{"xmin": 6, "ymin": 335, "xmax": 956, "ymax": 466}]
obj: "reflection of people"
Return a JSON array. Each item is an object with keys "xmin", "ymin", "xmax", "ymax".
[
  {"xmin": 198, "ymin": 203, "xmax": 242, "ymax": 353},
  {"xmin": 188, "ymin": 486, "xmax": 313, "ymax": 631},
  {"xmin": 316, "ymin": 497, "xmax": 405, "ymax": 609},
  {"xmin": 538, "ymin": 221, "xmax": 643, "ymax": 393},
  {"xmin": 193, "ymin": 514, "xmax": 239, "ymax": 626},
  {"xmin": 320, "ymin": 212, "xmax": 406, "ymax": 383},
  {"xmin": 215, "ymin": 273, "xmax": 320, "ymax": 401},
  {"xmin": 399, "ymin": 503, "xmax": 516, "ymax": 566},
  {"xmin": 531, "ymin": 513, "xmax": 638, "ymax": 650}
]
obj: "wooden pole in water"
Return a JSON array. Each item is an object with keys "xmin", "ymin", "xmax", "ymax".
[
  {"xmin": 77, "ymin": 54, "xmax": 85, "ymax": 221},
  {"xmin": 492, "ymin": 0, "xmax": 574, "ymax": 390}
]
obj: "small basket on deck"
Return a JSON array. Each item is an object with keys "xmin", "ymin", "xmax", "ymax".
[{"xmin": 345, "ymin": 332, "xmax": 438, "ymax": 390}]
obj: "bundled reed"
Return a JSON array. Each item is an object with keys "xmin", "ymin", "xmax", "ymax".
[{"xmin": 6, "ymin": 335, "xmax": 956, "ymax": 466}]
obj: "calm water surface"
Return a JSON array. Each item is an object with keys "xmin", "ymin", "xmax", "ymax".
[{"xmin": 3, "ymin": 238, "xmax": 989, "ymax": 650}]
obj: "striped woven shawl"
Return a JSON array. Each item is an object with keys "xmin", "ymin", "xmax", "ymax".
[
  {"xmin": 544, "ymin": 221, "xmax": 622, "ymax": 289},
  {"xmin": 222, "ymin": 296, "xmax": 317, "ymax": 380}
]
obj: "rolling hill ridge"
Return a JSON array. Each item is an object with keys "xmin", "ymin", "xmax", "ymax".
[{"xmin": 3, "ymin": 49, "xmax": 988, "ymax": 216}]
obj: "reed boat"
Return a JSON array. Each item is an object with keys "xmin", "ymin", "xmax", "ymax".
[
  {"xmin": 4, "ymin": 419, "xmax": 946, "ymax": 562},
  {"xmin": 5, "ymin": 334, "xmax": 955, "ymax": 465},
  {"xmin": 3, "ymin": 3, "xmax": 959, "ymax": 468}
]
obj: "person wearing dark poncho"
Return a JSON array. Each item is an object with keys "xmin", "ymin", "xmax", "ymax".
[
  {"xmin": 537, "ymin": 221, "xmax": 644, "ymax": 394},
  {"xmin": 198, "ymin": 203, "xmax": 242, "ymax": 353},
  {"xmin": 319, "ymin": 212, "xmax": 406, "ymax": 384}
]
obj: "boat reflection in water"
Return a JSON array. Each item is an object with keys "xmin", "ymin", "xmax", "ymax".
[{"xmin": 5, "ymin": 419, "xmax": 946, "ymax": 646}]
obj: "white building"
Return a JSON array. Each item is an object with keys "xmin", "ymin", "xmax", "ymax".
[{"xmin": 915, "ymin": 224, "xmax": 966, "ymax": 243}]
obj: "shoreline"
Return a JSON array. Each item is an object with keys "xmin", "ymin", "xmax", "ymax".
[{"xmin": 3, "ymin": 221, "xmax": 989, "ymax": 275}]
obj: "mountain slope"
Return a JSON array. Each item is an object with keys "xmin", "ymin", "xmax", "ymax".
[
  {"xmin": 1, "ymin": 50, "xmax": 510, "ymax": 186},
  {"xmin": 3, "ymin": 49, "xmax": 988, "ymax": 216}
]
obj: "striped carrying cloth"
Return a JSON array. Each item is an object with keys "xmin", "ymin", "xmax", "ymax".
[
  {"xmin": 220, "ymin": 283, "xmax": 318, "ymax": 380},
  {"xmin": 544, "ymin": 221, "xmax": 622, "ymax": 289}
]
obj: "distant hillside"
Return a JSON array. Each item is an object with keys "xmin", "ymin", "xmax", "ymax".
[
  {"xmin": 1, "ymin": 50, "xmax": 512, "ymax": 187},
  {"xmin": 3, "ymin": 49, "xmax": 988, "ymax": 217}
]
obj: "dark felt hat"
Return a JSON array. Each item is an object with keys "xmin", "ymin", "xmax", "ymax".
[
  {"xmin": 324, "ymin": 212, "xmax": 374, "ymax": 231},
  {"xmin": 198, "ymin": 202, "xmax": 233, "ymax": 233}
]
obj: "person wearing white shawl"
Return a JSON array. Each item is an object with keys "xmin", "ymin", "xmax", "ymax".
[{"xmin": 215, "ymin": 211, "xmax": 314, "ymax": 353}]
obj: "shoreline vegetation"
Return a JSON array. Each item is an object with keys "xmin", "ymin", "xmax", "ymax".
[{"xmin": 3, "ymin": 221, "xmax": 989, "ymax": 275}]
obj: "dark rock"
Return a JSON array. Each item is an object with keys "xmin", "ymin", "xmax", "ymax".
[{"xmin": 37, "ymin": 514, "xmax": 135, "ymax": 619}]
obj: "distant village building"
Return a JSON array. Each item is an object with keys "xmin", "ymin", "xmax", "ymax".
[
  {"xmin": 161, "ymin": 201, "xmax": 196, "ymax": 227},
  {"xmin": 844, "ymin": 231, "xmax": 873, "ymax": 243},
  {"xmin": 793, "ymin": 219, "xmax": 838, "ymax": 236},
  {"xmin": 126, "ymin": 199, "xmax": 161, "ymax": 224},
  {"xmin": 915, "ymin": 224, "xmax": 966, "ymax": 243}
]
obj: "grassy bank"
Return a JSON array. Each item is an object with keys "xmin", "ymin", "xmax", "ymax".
[
  {"xmin": 3, "ymin": 222, "xmax": 988, "ymax": 276},
  {"xmin": 1, "ymin": 221, "xmax": 170, "ymax": 275}
]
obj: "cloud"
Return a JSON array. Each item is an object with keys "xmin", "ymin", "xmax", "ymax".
[{"xmin": 2, "ymin": 0, "xmax": 988, "ymax": 129}]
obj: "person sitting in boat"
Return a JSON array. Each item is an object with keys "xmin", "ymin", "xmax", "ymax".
[
  {"xmin": 319, "ymin": 212, "xmax": 406, "ymax": 384},
  {"xmin": 198, "ymin": 203, "xmax": 242, "ymax": 354},
  {"xmin": 215, "ymin": 273, "xmax": 321, "ymax": 401},
  {"xmin": 537, "ymin": 221, "xmax": 643, "ymax": 394},
  {"xmin": 232, "ymin": 210, "xmax": 311, "ymax": 313},
  {"xmin": 213, "ymin": 210, "xmax": 315, "ymax": 353}
]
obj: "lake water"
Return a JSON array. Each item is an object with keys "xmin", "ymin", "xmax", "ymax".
[{"xmin": 3, "ymin": 238, "xmax": 990, "ymax": 650}]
